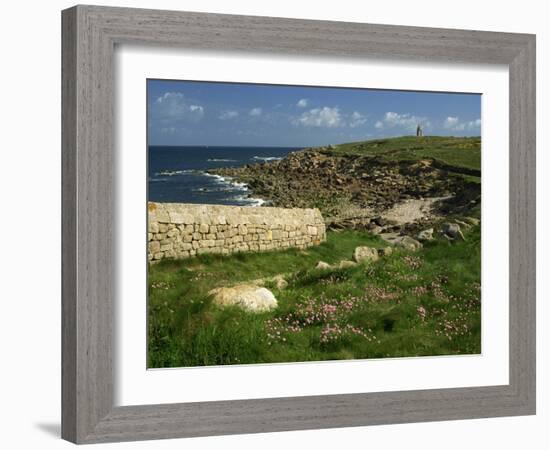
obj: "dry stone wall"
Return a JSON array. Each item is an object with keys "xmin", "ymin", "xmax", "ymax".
[{"xmin": 148, "ymin": 202, "xmax": 326, "ymax": 262}]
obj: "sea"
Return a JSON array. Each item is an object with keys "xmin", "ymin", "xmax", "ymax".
[{"xmin": 148, "ymin": 146, "xmax": 300, "ymax": 206}]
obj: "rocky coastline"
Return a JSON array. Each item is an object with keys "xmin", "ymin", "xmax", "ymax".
[{"xmin": 208, "ymin": 143, "xmax": 481, "ymax": 233}]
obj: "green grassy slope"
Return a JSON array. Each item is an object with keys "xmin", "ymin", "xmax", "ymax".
[
  {"xmin": 325, "ymin": 136, "xmax": 481, "ymax": 172},
  {"xmin": 148, "ymin": 228, "xmax": 481, "ymax": 368}
]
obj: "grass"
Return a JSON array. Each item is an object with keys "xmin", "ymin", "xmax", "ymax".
[
  {"xmin": 326, "ymin": 136, "xmax": 481, "ymax": 172},
  {"xmin": 148, "ymin": 227, "xmax": 481, "ymax": 368}
]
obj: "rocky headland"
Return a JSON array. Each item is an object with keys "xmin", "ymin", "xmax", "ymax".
[{"xmin": 209, "ymin": 137, "xmax": 481, "ymax": 234}]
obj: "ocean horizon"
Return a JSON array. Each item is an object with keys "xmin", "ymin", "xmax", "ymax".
[{"xmin": 148, "ymin": 145, "xmax": 301, "ymax": 205}]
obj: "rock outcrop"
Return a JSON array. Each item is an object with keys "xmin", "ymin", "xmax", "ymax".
[
  {"xmin": 208, "ymin": 285, "xmax": 278, "ymax": 312},
  {"xmin": 315, "ymin": 261, "xmax": 331, "ymax": 270},
  {"xmin": 338, "ymin": 260, "xmax": 358, "ymax": 269},
  {"xmin": 417, "ymin": 228, "xmax": 434, "ymax": 241},
  {"xmin": 442, "ymin": 222, "xmax": 466, "ymax": 241},
  {"xmin": 380, "ymin": 233, "xmax": 423, "ymax": 251},
  {"xmin": 353, "ymin": 246, "xmax": 379, "ymax": 263},
  {"xmin": 209, "ymin": 149, "xmax": 480, "ymax": 227}
]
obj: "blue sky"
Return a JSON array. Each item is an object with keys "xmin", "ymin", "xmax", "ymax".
[{"xmin": 148, "ymin": 79, "xmax": 481, "ymax": 147}]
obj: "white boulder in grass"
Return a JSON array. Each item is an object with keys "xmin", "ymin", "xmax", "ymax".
[
  {"xmin": 353, "ymin": 246, "xmax": 379, "ymax": 263},
  {"xmin": 209, "ymin": 285, "xmax": 278, "ymax": 313}
]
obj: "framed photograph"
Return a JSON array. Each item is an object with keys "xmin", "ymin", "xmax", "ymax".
[{"xmin": 62, "ymin": 5, "xmax": 536, "ymax": 444}]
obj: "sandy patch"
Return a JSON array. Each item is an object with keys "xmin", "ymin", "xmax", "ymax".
[{"xmin": 382, "ymin": 196, "xmax": 451, "ymax": 225}]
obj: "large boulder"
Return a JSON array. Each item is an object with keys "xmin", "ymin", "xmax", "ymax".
[
  {"xmin": 209, "ymin": 285, "xmax": 278, "ymax": 312},
  {"xmin": 315, "ymin": 261, "xmax": 331, "ymax": 270},
  {"xmin": 380, "ymin": 232, "xmax": 422, "ymax": 251},
  {"xmin": 353, "ymin": 246, "xmax": 379, "ymax": 263},
  {"xmin": 394, "ymin": 236, "xmax": 423, "ymax": 251},
  {"xmin": 338, "ymin": 260, "xmax": 358, "ymax": 269},
  {"xmin": 442, "ymin": 223, "xmax": 465, "ymax": 241},
  {"xmin": 379, "ymin": 232, "xmax": 399, "ymax": 246},
  {"xmin": 417, "ymin": 228, "xmax": 434, "ymax": 241},
  {"xmin": 463, "ymin": 217, "xmax": 480, "ymax": 226}
]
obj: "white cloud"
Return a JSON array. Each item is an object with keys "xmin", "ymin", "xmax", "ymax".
[
  {"xmin": 443, "ymin": 116, "xmax": 462, "ymax": 130},
  {"xmin": 375, "ymin": 111, "xmax": 429, "ymax": 132},
  {"xmin": 151, "ymin": 92, "xmax": 204, "ymax": 123},
  {"xmin": 297, "ymin": 98, "xmax": 309, "ymax": 108},
  {"xmin": 443, "ymin": 116, "xmax": 481, "ymax": 131},
  {"xmin": 219, "ymin": 110, "xmax": 239, "ymax": 120},
  {"xmin": 349, "ymin": 111, "xmax": 368, "ymax": 128},
  {"xmin": 295, "ymin": 107, "xmax": 344, "ymax": 128},
  {"xmin": 189, "ymin": 105, "xmax": 204, "ymax": 114},
  {"xmin": 156, "ymin": 91, "xmax": 182, "ymax": 104},
  {"xmin": 249, "ymin": 107, "xmax": 262, "ymax": 117},
  {"xmin": 471, "ymin": 118, "xmax": 482, "ymax": 128}
]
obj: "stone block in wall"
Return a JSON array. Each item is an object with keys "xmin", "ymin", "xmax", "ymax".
[
  {"xmin": 167, "ymin": 229, "xmax": 179, "ymax": 238},
  {"xmin": 168, "ymin": 212, "xmax": 194, "ymax": 224}
]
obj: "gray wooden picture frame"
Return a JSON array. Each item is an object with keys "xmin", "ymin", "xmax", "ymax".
[{"xmin": 61, "ymin": 4, "xmax": 536, "ymax": 444}]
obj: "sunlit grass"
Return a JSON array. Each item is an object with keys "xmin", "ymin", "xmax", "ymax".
[
  {"xmin": 148, "ymin": 227, "xmax": 481, "ymax": 368},
  {"xmin": 330, "ymin": 136, "xmax": 481, "ymax": 172}
]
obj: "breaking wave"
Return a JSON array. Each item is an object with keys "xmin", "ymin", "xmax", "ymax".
[{"xmin": 251, "ymin": 156, "xmax": 283, "ymax": 162}]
